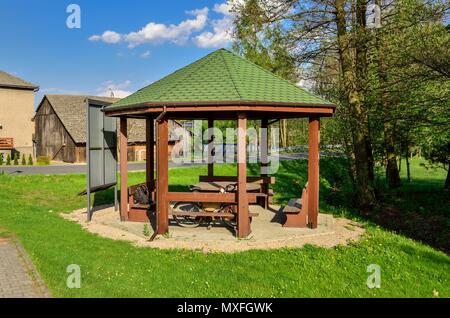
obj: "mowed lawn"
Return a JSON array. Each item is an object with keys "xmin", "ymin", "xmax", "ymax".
[{"xmin": 0, "ymin": 158, "xmax": 448, "ymax": 298}]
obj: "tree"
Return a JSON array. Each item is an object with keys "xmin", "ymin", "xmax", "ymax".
[
  {"xmin": 335, "ymin": 0, "xmax": 376, "ymax": 207},
  {"xmin": 421, "ymin": 127, "xmax": 450, "ymax": 189},
  {"xmin": 232, "ymin": 0, "xmax": 449, "ymax": 207},
  {"xmin": 13, "ymin": 153, "xmax": 19, "ymax": 165},
  {"xmin": 28, "ymin": 154, "xmax": 33, "ymax": 166},
  {"xmin": 232, "ymin": 0, "xmax": 299, "ymax": 148},
  {"xmin": 6, "ymin": 154, "xmax": 11, "ymax": 165},
  {"xmin": 373, "ymin": 0, "xmax": 401, "ymax": 188},
  {"xmin": 233, "ymin": 0, "xmax": 377, "ymax": 207}
]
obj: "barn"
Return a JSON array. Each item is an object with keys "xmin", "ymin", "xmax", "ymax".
[{"xmin": 35, "ymin": 94, "xmax": 182, "ymax": 163}]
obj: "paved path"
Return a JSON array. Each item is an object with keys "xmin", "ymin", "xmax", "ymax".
[
  {"xmin": 0, "ymin": 152, "xmax": 312, "ymax": 175},
  {"xmin": 0, "ymin": 238, "xmax": 50, "ymax": 298}
]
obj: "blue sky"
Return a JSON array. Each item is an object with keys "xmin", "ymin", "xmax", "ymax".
[{"xmin": 0, "ymin": 0, "xmax": 234, "ymax": 107}]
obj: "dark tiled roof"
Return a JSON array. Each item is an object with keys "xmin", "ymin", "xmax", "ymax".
[
  {"xmin": 41, "ymin": 94, "xmax": 146, "ymax": 144},
  {"xmin": 0, "ymin": 71, "xmax": 39, "ymax": 90},
  {"xmin": 107, "ymin": 48, "xmax": 333, "ymax": 110}
]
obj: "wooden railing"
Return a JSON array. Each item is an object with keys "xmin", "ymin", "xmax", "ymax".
[{"xmin": 0, "ymin": 138, "xmax": 13, "ymax": 149}]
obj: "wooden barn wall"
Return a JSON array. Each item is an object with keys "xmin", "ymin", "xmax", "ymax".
[{"xmin": 34, "ymin": 99, "xmax": 78, "ymax": 163}]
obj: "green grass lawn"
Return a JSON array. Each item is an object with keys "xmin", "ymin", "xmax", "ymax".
[{"xmin": 0, "ymin": 158, "xmax": 448, "ymax": 297}]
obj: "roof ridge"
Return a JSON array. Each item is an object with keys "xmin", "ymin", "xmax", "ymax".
[
  {"xmin": 219, "ymin": 49, "xmax": 243, "ymax": 100},
  {"xmin": 222, "ymin": 49, "xmax": 330, "ymax": 104},
  {"xmin": 45, "ymin": 93, "xmax": 120, "ymax": 99}
]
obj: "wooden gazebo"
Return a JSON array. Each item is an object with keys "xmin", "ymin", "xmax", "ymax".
[{"xmin": 104, "ymin": 49, "xmax": 335, "ymax": 238}]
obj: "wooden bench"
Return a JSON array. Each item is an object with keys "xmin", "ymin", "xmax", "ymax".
[
  {"xmin": 170, "ymin": 210, "xmax": 260, "ymax": 218},
  {"xmin": 282, "ymin": 183, "xmax": 308, "ymax": 228},
  {"xmin": 127, "ymin": 183, "xmax": 155, "ymax": 222}
]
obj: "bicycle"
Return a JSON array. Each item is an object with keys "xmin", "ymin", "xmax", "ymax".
[{"xmin": 172, "ymin": 183, "xmax": 238, "ymax": 230}]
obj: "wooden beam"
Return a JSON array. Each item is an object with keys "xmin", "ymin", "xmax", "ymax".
[
  {"xmin": 146, "ymin": 117, "xmax": 155, "ymax": 195},
  {"xmin": 198, "ymin": 175, "xmax": 275, "ymax": 184},
  {"xmin": 104, "ymin": 105, "xmax": 336, "ymax": 118},
  {"xmin": 156, "ymin": 116, "xmax": 169, "ymax": 235},
  {"xmin": 119, "ymin": 117, "xmax": 128, "ymax": 221},
  {"xmin": 237, "ymin": 113, "xmax": 250, "ymax": 238},
  {"xmin": 166, "ymin": 192, "xmax": 264, "ymax": 203},
  {"xmin": 207, "ymin": 118, "xmax": 214, "ymax": 177},
  {"xmin": 308, "ymin": 116, "xmax": 320, "ymax": 229}
]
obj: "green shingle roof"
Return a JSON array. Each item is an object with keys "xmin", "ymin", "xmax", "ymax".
[{"xmin": 107, "ymin": 49, "xmax": 333, "ymax": 110}]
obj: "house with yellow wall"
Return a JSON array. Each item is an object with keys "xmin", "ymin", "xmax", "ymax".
[{"xmin": 0, "ymin": 71, "xmax": 38, "ymax": 157}]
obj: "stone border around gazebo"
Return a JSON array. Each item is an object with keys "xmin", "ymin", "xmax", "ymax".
[{"xmin": 103, "ymin": 49, "xmax": 336, "ymax": 239}]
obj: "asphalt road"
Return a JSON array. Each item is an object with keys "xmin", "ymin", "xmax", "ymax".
[{"xmin": 0, "ymin": 153, "xmax": 310, "ymax": 175}]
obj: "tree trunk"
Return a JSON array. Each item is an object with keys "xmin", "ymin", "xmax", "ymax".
[
  {"xmin": 335, "ymin": 0, "xmax": 376, "ymax": 209},
  {"xmin": 279, "ymin": 120, "xmax": 288, "ymax": 148},
  {"xmin": 375, "ymin": 0, "xmax": 401, "ymax": 188},
  {"xmin": 356, "ymin": 0, "xmax": 375, "ymax": 183},
  {"xmin": 445, "ymin": 168, "xmax": 450, "ymax": 190},
  {"xmin": 406, "ymin": 146, "xmax": 411, "ymax": 182}
]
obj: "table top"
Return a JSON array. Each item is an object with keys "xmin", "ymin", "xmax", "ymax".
[{"xmin": 191, "ymin": 181, "xmax": 261, "ymax": 193}]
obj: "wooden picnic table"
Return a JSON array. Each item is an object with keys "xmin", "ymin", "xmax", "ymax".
[{"xmin": 191, "ymin": 181, "xmax": 261, "ymax": 193}]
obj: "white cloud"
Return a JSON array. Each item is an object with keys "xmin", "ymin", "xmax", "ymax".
[
  {"xmin": 297, "ymin": 79, "xmax": 314, "ymax": 90},
  {"xmin": 140, "ymin": 50, "xmax": 151, "ymax": 59},
  {"xmin": 194, "ymin": 18, "xmax": 233, "ymax": 48},
  {"xmin": 213, "ymin": 2, "xmax": 234, "ymax": 16},
  {"xmin": 97, "ymin": 80, "xmax": 132, "ymax": 98},
  {"xmin": 89, "ymin": 8, "xmax": 209, "ymax": 48},
  {"xmin": 194, "ymin": 2, "xmax": 234, "ymax": 48},
  {"xmin": 89, "ymin": 30, "xmax": 122, "ymax": 44}
]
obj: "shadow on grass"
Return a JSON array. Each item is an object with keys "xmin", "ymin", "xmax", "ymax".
[
  {"xmin": 364, "ymin": 188, "xmax": 450, "ymax": 254},
  {"xmin": 273, "ymin": 158, "xmax": 449, "ymax": 254}
]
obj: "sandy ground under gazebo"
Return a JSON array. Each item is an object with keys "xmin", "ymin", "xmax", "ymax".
[{"xmin": 62, "ymin": 205, "xmax": 365, "ymax": 253}]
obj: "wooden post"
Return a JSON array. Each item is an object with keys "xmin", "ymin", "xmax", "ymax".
[
  {"xmin": 156, "ymin": 116, "xmax": 169, "ymax": 234},
  {"xmin": 237, "ymin": 113, "xmax": 250, "ymax": 238},
  {"xmin": 119, "ymin": 117, "xmax": 128, "ymax": 221},
  {"xmin": 146, "ymin": 117, "xmax": 155, "ymax": 194},
  {"xmin": 308, "ymin": 116, "xmax": 320, "ymax": 229},
  {"xmin": 207, "ymin": 118, "xmax": 214, "ymax": 177}
]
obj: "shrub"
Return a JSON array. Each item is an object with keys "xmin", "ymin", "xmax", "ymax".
[
  {"xmin": 143, "ymin": 224, "xmax": 150, "ymax": 237},
  {"xmin": 28, "ymin": 154, "xmax": 33, "ymax": 166},
  {"xmin": 0, "ymin": 153, "xmax": 3, "ymax": 165},
  {"xmin": 36, "ymin": 156, "xmax": 51, "ymax": 166},
  {"xmin": 6, "ymin": 154, "xmax": 11, "ymax": 165},
  {"xmin": 13, "ymin": 153, "xmax": 19, "ymax": 165},
  {"xmin": 21, "ymin": 154, "xmax": 26, "ymax": 165}
]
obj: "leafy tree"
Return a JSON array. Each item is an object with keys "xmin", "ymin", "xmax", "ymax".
[
  {"xmin": 232, "ymin": 0, "xmax": 299, "ymax": 148},
  {"xmin": 232, "ymin": 0, "xmax": 449, "ymax": 208},
  {"xmin": 421, "ymin": 128, "xmax": 450, "ymax": 189}
]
